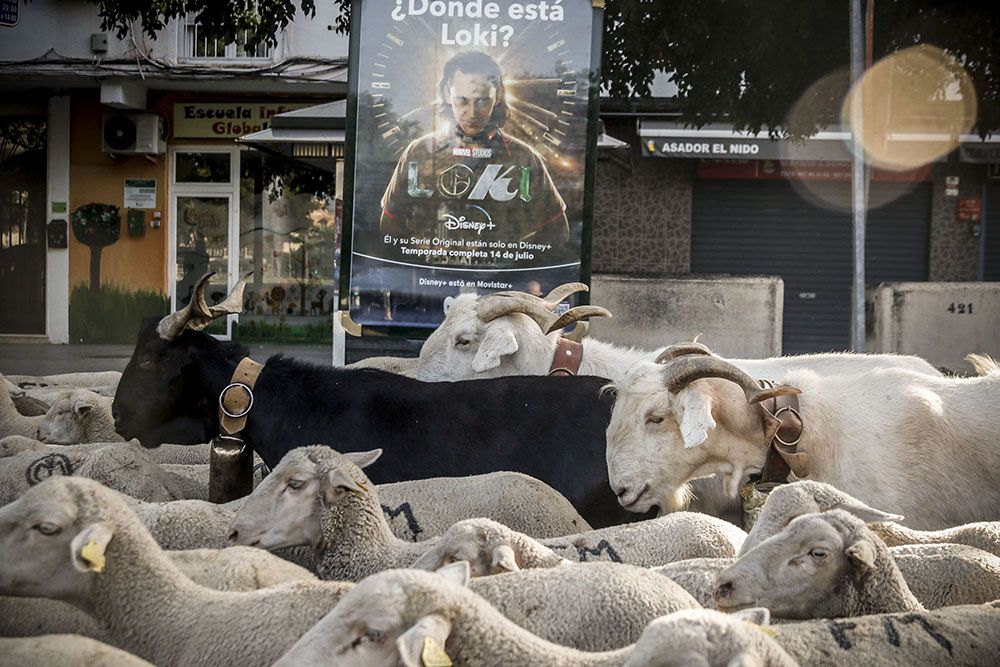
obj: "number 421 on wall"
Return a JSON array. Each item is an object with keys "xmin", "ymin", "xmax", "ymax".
[{"xmin": 947, "ymin": 302, "xmax": 974, "ymax": 314}]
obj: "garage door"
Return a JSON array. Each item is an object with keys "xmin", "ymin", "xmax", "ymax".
[
  {"xmin": 691, "ymin": 179, "xmax": 931, "ymax": 354},
  {"xmin": 984, "ymin": 183, "xmax": 1000, "ymax": 281}
]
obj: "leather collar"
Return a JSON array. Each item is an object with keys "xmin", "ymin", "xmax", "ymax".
[
  {"xmin": 754, "ymin": 379, "xmax": 809, "ymax": 491},
  {"xmin": 548, "ymin": 337, "xmax": 584, "ymax": 376},
  {"xmin": 218, "ymin": 357, "xmax": 264, "ymax": 437}
]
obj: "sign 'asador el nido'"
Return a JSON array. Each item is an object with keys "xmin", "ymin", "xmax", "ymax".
[{"xmin": 342, "ymin": 0, "xmax": 603, "ymax": 328}]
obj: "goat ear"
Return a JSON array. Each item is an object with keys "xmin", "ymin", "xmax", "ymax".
[
  {"xmin": 491, "ymin": 544, "xmax": 520, "ymax": 574},
  {"xmin": 343, "ymin": 449, "xmax": 382, "ymax": 470},
  {"xmin": 846, "ymin": 539, "xmax": 878, "ymax": 570},
  {"xmin": 396, "ymin": 614, "xmax": 453, "ymax": 667},
  {"xmin": 70, "ymin": 521, "xmax": 114, "ymax": 573},
  {"xmin": 674, "ymin": 387, "xmax": 716, "ymax": 449},
  {"xmin": 471, "ymin": 325, "xmax": 518, "ymax": 372},
  {"xmin": 832, "ymin": 500, "xmax": 904, "ymax": 525},
  {"xmin": 322, "ymin": 468, "xmax": 368, "ymax": 504},
  {"xmin": 435, "ymin": 560, "xmax": 471, "ymax": 587}
]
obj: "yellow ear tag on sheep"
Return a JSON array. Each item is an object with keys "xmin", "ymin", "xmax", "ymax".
[
  {"xmin": 421, "ymin": 637, "xmax": 452, "ymax": 667},
  {"xmin": 81, "ymin": 539, "xmax": 106, "ymax": 573},
  {"xmin": 744, "ymin": 621, "xmax": 778, "ymax": 638},
  {"xmin": 356, "ymin": 479, "xmax": 369, "ymax": 493}
]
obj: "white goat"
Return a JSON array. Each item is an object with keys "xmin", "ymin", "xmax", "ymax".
[
  {"xmin": 415, "ymin": 286, "xmax": 941, "ymax": 383},
  {"xmin": 606, "ymin": 353, "xmax": 1000, "ymax": 529}
]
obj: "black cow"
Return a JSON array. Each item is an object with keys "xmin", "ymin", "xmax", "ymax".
[{"xmin": 113, "ymin": 314, "xmax": 653, "ymax": 528}]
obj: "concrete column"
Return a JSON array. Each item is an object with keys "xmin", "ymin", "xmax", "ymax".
[{"xmin": 46, "ymin": 95, "xmax": 71, "ymax": 344}]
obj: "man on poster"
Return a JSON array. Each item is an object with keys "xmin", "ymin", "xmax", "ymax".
[{"xmin": 379, "ymin": 51, "xmax": 569, "ymax": 254}]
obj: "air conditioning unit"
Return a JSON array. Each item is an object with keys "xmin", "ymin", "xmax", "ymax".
[{"xmin": 102, "ymin": 114, "xmax": 165, "ymax": 155}]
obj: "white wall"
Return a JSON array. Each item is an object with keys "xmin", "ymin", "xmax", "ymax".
[
  {"xmin": 588, "ymin": 274, "xmax": 784, "ymax": 358},
  {"xmin": 46, "ymin": 95, "xmax": 70, "ymax": 344},
  {"xmin": 0, "ymin": 0, "xmax": 349, "ymax": 63}
]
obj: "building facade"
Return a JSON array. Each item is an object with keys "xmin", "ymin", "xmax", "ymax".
[{"xmin": 0, "ymin": 0, "xmax": 348, "ymax": 344}]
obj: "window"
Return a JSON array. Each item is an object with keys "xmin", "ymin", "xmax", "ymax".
[{"xmin": 180, "ymin": 15, "xmax": 274, "ymax": 60}]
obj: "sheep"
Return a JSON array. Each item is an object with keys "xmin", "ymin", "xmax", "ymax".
[
  {"xmin": 890, "ymin": 544, "xmax": 1000, "ymax": 608},
  {"xmin": 740, "ymin": 480, "xmax": 904, "ymax": 554},
  {"xmin": 36, "ymin": 388, "xmax": 123, "ymax": 445},
  {"xmin": 772, "ymin": 602, "xmax": 1000, "ymax": 666},
  {"xmin": 741, "ymin": 480, "xmax": 1000, "ymax": 559},
  {"xmin": 122, "ymin": 468, "xmax": 588, "ymax": 555},
  {"xmin": 0, "ymin": 443, "xmax": 185, "ymax": 505},
  {"xmin": 623, "ymin": 609, "xmax": 798, "ymax": 667},
  {"xmin": 275, "ymin": 563, "xmax": 792, "ymax": 667},
  {"xmin": 1, "ymin": 545, "xmax": 317, "ymax": 640},
  {"xmin": 0, "ymin": 635, "xmax": 153, "ymax": 667},
  {"xmin": 412, "ymin": 518, "xmax": 570, "ymax": 576},
  {"xmin": 653, "ymin": 558, "xmax": 736, "ymax": 608},
  {"xmin": 605, "ymin": 353, "xmax": 1000, "ymax": 529},
  {"xmin": 411, "ymin": 513, "xmax": 746, "ymax": 575},
  {"xmin": 0, "ymin": 436, "xmax": 214, "ymax": 466},
  {"xmin": 0, "ymin": 476, "xmax": 353, "ymax": 667},
  {"xmin": 0, "ymin": 374, "xmax": 44, "ymax": 439},
  {"xmin": 230, "ymin": 446, "xmax": 740, "ymax": 582},
  {"xmin": 12, "ymin": 394, "xmax": 50, "ymax": 417},
  {"xmin": 1, "ymin": 476, "xmax": 701, "ymax": 661},
  {"xmin": 5, "ymin": 371, "xmax": 122, "ymax": 391},
  {"xmin": 713, "ymin": 510, "xmax": 924, "ymax": 619},
  {"xmin": 656, "ymin": 541, "xmax": 1000, "ymax": 613}
]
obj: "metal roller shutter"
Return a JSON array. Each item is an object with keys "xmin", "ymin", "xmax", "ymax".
[
  {"xmin": 984, "ymin": 184, "xmax": 1000, "ymax": 281},
  {"xmin": 691, "ymin": 179, "xmax": 930, "ymax": 354}
]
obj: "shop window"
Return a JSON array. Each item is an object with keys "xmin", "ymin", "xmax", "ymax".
[
  {"xmin": 238, "ymin": 152, "xmax": 340, "ymax": 343},
  {"xmin": 180, "ymin": 14, "xmax": 275, "ymax": 60},
  {"xmin": 175, "ymin": 152, "xmax": 232, "ymax": 184}
]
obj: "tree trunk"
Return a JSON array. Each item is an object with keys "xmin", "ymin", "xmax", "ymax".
[{"xmin": 89, "ymin": 246, "xmax": 103, "ymax": 294}]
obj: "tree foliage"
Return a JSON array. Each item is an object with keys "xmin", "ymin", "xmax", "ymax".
[{"xmin": 90, "ymin": 0, "xmax": 1000, "ymax": 137}]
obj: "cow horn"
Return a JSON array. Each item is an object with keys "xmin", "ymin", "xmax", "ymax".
[
  {"xmin": 543, "ymin": 282, "xmax": 589, "ymax": 304},
  {"xmin": 155, "ymin": 272, "xmax": 216, "ymax": 340},
  {"xmin": 155, "ymin": 271, "xmax": 252, "ymax": 340},
  {"xmin": 546, "ymin": 305, "xmax": 612, "ymax": 334},
  {"xmin": 661, "ymin": 356, "xmax": 801, "ymax": 404},
  {"xmin": 654, "ymin": 341, "xmax": 714, "ymax": 364}
]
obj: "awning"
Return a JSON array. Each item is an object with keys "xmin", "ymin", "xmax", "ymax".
[
  {"xmin": 239, "ymin": 100, "xmax": 346, "ymax": 171},
  {"xmin": 639, "ymin": 121, "xmax": 1000, "ymax": 163}
]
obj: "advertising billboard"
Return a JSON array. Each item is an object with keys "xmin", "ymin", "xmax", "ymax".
[{"xmin": 342, "ymin": 0, "xmax": 603, "ymax": 328}]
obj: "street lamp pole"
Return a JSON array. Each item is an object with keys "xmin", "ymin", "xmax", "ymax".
[{"xmin": 849, "ymin": 0, "xmax": 868, "ymax": 351}]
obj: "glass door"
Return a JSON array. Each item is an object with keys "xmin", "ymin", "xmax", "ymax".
[{"xmin": 170, "ymin": 148, "xmax": 239, "ymax": 338}]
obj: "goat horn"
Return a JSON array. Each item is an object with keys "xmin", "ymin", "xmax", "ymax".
[
  {"xmin": 661, "ymin": 356, "xmax": 801, "ymax": 404},
  {"xmin": 474, "ymin": 293, "xmax": 557, "ymax": 329},
  {"xmin": 654, "ymin": 342, "xmax": 714, "ymax": 364},
  {"xmin": 155, "ymin": 272, "xmax": 216, "ymax": 340},
  {"xmin": 185, "ymin": 271, "xmax": 253, "ymax": 331},
  {"xmin": 545, "ymin": 305, "xmax": 612, "ymax": 334},
  {"xmin": 543, "ymin": 282, "xmax": 589, "ymax": 304}
]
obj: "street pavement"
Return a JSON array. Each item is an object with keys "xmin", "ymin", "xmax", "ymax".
[{"xmin": 0, "ymin": 342, "xmax": 333, "ymax": 375}]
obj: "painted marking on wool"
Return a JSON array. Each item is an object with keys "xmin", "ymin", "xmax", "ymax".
[
  {"xmin": 26, "ymin": 454, "xmax": 73, "ymax": 485},
  {"xmin": 382, "ymin": 502, "xmax": 422, "ymax": 541},
  {"xmin": 898, "ymin": 615, "xmax": 954, "ymax": 656},
  {"xmin": 549, "ymin": 539, "xmax": 623, "ymax": 563}
]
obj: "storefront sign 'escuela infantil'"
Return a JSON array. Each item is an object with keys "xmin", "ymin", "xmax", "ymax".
[{"xmin": 172, "ymin": 103, "xmax": 310, "ymax": 139}]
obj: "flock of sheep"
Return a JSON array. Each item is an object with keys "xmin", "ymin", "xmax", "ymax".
[{"xmin": 1, "ymin": 279, "xmax": 999, "ymax": 666}]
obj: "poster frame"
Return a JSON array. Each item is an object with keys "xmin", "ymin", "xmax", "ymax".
[{"xmin": 338, "ymin": 0, "xmax": 603, "ymax": 338}]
